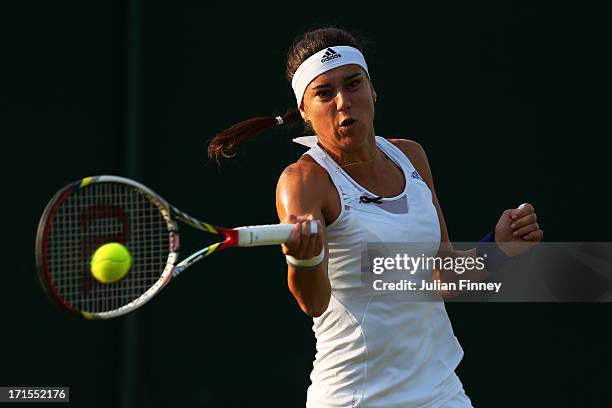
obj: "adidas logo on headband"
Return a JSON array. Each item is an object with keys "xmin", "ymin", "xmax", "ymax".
[{"xmin": 320, "ymin": 48, "xmax": 342, "ymax": 63}]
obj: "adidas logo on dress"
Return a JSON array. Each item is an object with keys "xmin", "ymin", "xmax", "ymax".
[
  {"xmin": 321, "ymin": 48, "xmax": 342, "ymax": 63},
  {"xmin": 411, "ymin": 170, "xmax": 423, "ymax": 181}
]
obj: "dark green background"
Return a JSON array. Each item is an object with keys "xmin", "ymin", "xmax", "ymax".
[{"xmin": 2, "ymin": 1, "xmax": 611, "ymax": 407}]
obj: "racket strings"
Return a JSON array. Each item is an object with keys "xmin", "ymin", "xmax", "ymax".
[{"xmin": 46, "ymin": 182, "xmax": 171, "ymax": 313}]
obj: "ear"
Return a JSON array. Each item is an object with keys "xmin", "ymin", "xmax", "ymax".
[
  {"xmin": 299, "ymin": 103, "xmax": 308, "ymax": 121},
  {"xmin": 371, "ymin": 84, "xmax": 378, "ymax": 103}
]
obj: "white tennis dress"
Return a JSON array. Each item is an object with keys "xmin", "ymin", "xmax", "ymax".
[{"xmin": 294, "ymin": 136, "xmax": 471, "ymax": 408}]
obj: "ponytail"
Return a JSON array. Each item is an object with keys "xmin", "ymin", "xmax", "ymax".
[{"xmin": 207, "ymin": 108, "xmax": 302, "ymax": 160}]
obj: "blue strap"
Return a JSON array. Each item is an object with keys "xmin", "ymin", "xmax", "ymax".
[{"xmin": 476, "ymin": 230, "xmax": 510, "ymax": 276}]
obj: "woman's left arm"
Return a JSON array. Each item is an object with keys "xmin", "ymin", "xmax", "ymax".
[{"xmin": 389, "ymin": 139, "xmax": 543, "ymax": 294}]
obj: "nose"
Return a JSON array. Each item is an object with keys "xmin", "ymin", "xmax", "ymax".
[{"xmin": 335, "ymin": 89, "xmax": 352, "ymax": 112}]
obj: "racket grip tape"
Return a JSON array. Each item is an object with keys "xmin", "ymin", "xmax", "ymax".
[{"xmin": 236, "ymin": 223, "xmax": 299, "ymax": 247}]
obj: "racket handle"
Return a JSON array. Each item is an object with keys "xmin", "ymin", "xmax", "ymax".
[{"xmin": 236, "ymin": 223, "xmax": 303, "ymax": 247}]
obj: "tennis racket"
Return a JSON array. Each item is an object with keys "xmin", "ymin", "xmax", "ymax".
[{"xmin": 35, "ymin": 175, "xmax": 301, "ymax": 319}]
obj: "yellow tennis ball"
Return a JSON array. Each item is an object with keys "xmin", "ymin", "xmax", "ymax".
[{"xmin": 90, "ymin": 243, "xmax": 132, "ymax": 283}]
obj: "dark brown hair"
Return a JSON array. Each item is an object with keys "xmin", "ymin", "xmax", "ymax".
[{"xmin": 207, "ymin": 27, "xmax": 369, "ymax": 160}]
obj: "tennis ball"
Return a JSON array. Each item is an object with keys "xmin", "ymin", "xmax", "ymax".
[{"xmin": 90, "ymin": 243, "xmax": 132, "ymax": 283}]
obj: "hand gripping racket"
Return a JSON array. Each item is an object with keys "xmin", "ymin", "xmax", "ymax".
[{"xmin": 35, "ymin": 175, "xmax": 299, "ymax": 319}]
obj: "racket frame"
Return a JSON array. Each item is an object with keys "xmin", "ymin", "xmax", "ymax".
[
  {"xmin": 36, "ymin": 175, "xmax": 295, "ymax": 320},
  {"xmin": 36, "ymin": 176, "xmax": 181, "ymax": 319}
]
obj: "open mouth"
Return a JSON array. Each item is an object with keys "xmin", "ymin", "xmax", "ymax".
[{"xmin": 339, "ymin": 118, "xmax": 357, "ymax": 129}]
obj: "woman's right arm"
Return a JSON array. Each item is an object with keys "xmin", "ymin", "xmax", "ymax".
[{"xmin": 276, "ymin": 160, "xmax": 331, "ymax": 317}]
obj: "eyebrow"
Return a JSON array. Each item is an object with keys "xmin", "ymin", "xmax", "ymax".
[{"xmin": 311, "ymin": 72, "xmax": 363, "ymax": 90}]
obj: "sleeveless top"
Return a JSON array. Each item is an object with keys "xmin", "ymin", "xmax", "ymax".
[{"xmin": 293, "ymin": 136, "xmax": 464, "ymax": 408}]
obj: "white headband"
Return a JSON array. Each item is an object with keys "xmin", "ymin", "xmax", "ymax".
[{"xmin": 291, "ymin": 45, "xmax": 369, "ymax": 107}]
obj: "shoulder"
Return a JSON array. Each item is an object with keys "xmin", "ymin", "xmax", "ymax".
[
  {"xmin": 278, "ymin": 155, "xmax": 328, "ymax": 187},
  {"xmin": 386, "ymin": 138, "xmax": 435, "ymax": 189},
  {"xmin": 386, "ymin": 138, "xmax": 428, "ymax": 163},
  {"xmin": 276, "ymin": 155, "xmax": 331, "ymax": 201},
  {"xmin": 276, "ymin": 154, "xmax": 333, "ymax": 218}
]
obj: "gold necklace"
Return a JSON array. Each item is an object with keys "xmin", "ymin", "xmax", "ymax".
[
  {"xmin": 318, "ymin": 142, "xmax": 374, "ymax": 169},
  {"xmin": 339, "ymin": 161, "xmax": 372, "ymax": 168}
]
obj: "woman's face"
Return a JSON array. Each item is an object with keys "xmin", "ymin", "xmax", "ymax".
[{"xmin": 300, "ymin": 64, "xmax": 377, "ymax": 151}]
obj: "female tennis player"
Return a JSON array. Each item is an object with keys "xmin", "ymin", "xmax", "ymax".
[{"xmin": 209, "ymin": 27, "xmax": 542, "ymax": 408}]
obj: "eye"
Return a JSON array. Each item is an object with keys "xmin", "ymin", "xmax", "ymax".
[
  {"xmin": 315, "ymin": 89, "xmax": 333, "ymax": 99},
  {"xmin": 347, "ymin": 79, "xmax": 362, "ymax": 89}
]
